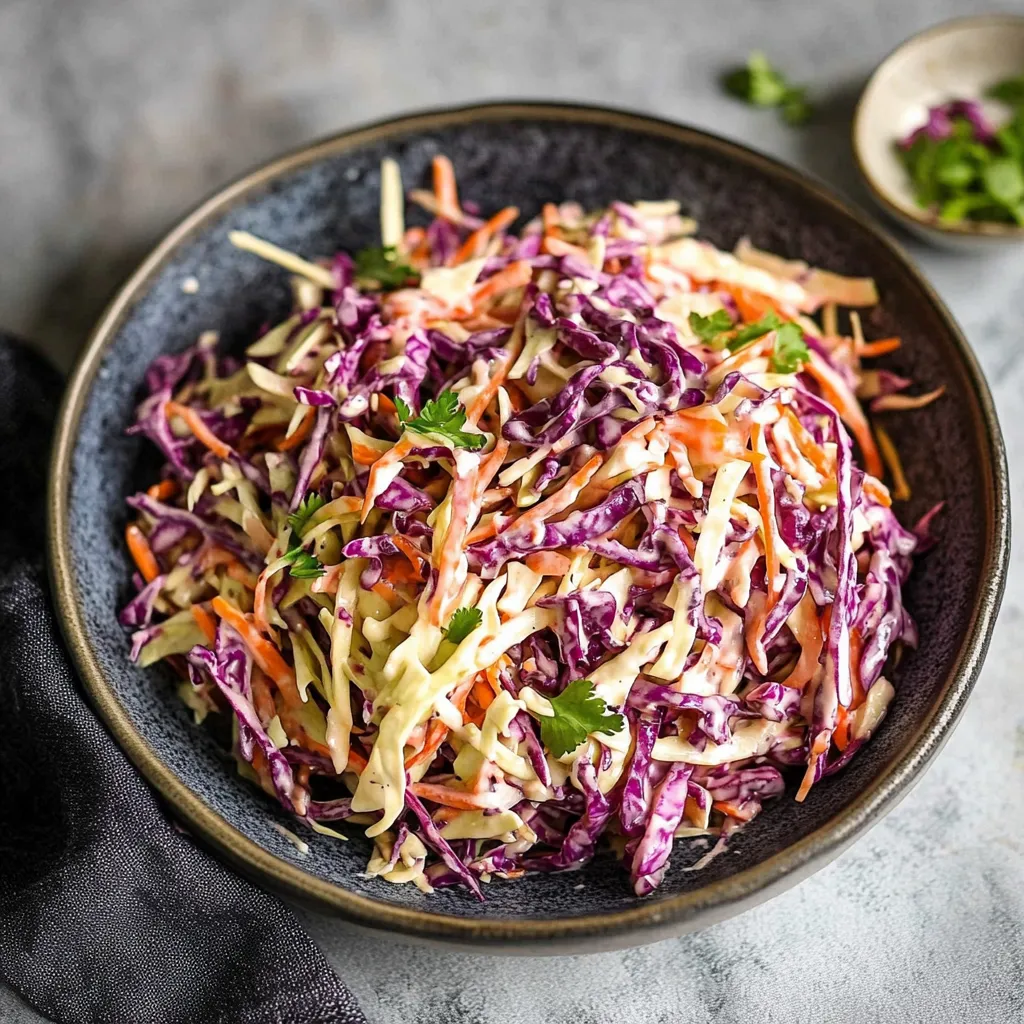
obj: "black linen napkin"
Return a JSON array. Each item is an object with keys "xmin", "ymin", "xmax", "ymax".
[{"xmin": 0, "ymin": 336, "xmax": 366, "ymax": 1024}]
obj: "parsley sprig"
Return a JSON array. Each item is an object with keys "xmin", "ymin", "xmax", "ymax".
[
  {"xmin": 441, "ymin": 607, "xmax": 483, "ymax": 645},
  {"xmin": 354, "ymin": 246, "xmax": 420, "ymax": 290},
  {"xmin": 769, "ymin": 321, "xmax": 810, "ymax": 373},
  {"xmin": 539, "ymin": 679, "xmax": 625, "ymax": 758},
  {"xmin": 395, "ymin": 391, "xmax": 485, "ymax": 451},
  {"xmin": 723, "ymin": 52, "xmax": 812, "ymax": 126}
]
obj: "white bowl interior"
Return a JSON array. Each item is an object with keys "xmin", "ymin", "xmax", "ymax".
[{"xmin": 855, "ymin": 17, "xmax": 1024, "ymax": 228}]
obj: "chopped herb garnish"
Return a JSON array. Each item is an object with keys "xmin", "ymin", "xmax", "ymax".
[
  {"xmin": 769, "ymin": 321, "xmax": 810, "ymax": 373},
  {"xmin": 688, "ymin": 309, "xmax": 735, "ymax": 348},
  {"xmin": 287, "ymin": 492, "xmax": 327, "ymax": 538},
  {"xmin": 441, "ymin": 607, "xmax": 483, "ymax": 645},
  {"xmin": 396, "ymin": 390, "xmax": 486, "ymax": 451},
  {"xmin": 284, "ymin": 547, "xmax": 325, "ymax": 580},
  {"xmin": 354, "ymin": 245, "xmax": 420, "ymax": 290},
  {"xmin": 538, "ymin": 679, "xmax": 625, "ymax": 758},
  {"xmin": 726, "ymin": 310, "xmax": 782, "ymax": 353},
  {"xmin": 723, "ymin": 52, "xmax": 812, "ymax": 126}
]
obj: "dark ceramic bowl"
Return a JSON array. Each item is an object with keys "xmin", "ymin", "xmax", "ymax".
[{"xmin": 49, "ymin": 103, "xmax": 1009, "ymax": 953}]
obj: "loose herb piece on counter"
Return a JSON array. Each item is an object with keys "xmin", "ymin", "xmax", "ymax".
[{"xmin": 723, "ymin": 52, "xmax": 813, "ymax": 126}]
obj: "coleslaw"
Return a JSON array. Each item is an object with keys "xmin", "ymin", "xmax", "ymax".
[{"xmin": 120, "ymin": 155, "xmax": 941, "ymax": 897}]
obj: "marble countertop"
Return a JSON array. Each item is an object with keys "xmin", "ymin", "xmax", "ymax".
[{"xmin": 2, "ymin": 0, "xmax": 1022, "ymax": 1021}]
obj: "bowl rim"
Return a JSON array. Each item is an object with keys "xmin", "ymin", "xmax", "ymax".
[
  {"xmin": 852, "ymin": 12, "xmax": 1024, "ymax": 240},
  {"xmin": 48, "ymin": 100, "xmax": 1010, "ymax": 950}
]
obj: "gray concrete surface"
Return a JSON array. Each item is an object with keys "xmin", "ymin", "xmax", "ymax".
[{"xmin": 2, "ymin": 0, "xmax": 1022, "ymax": 1021}]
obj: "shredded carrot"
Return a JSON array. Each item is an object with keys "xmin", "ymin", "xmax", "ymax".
[
  {"xmin": 146, "ymin": 479, "xmax": 177, "ymax": 501},
  {"xmin": 465, "ymin": 349, "xmax": 518, "ymax": 426},
  {"xmin": 275, "ymin": 407, "xmax": 315, "ymax": 451},
  {"xmin": 409, "ymin": 782, "xmax": 495, "ymax": 811},
  {"xmin": 361, "ymin": 435, "xmax": 416, "ymax": 522},
  {"xmin": 405, "ymin": 718, "xmax": 448, "ymax": 770},
  {"xmin": 542, "ymin": 236, "xmax": 590, "ymax": 261},
  {"xmin": 717, "ymin": 282, "xmax": 784, "ymax": 324},
  {"xmin": 713, "ymin": 800, "xmax": 758, "ymax": 822},
  {"xmin": 542, "ymin": 203, "xmax": 560, "ymax": 241},
  {"xmin": 347, "ymin": 746, "xmax": 369, "ymax": 773},
  {"xmin": 371, "ymin": 578, "xmax": 400, "ymax": 604},
  {"xmin": 125, "ymin": 523, "xmax": 160, "ymax": 583},
  {"xmin": 470, "ymin": 260, "xmax": 533, "ymax": 310},
  {"xmin": 431, "ymin": 440, "xmax": 509, "ymax": 624},
  {"xmin": 472, "ymin": 677, "xmax": 496, "ymax": 713},
  {"xmin": 250, "ymin": 668, "xmax": 277, "ymax": 724},
  {"xmin": 874, "ymin": 425, "xmax": 911, "ymax": 501},
  {"xmin": 191, "ymin": 604, "xmax": 217, "ymax": 644},
  {"xmin": 796, "ymin": 730, "xmax": 831, "ymax": 802},
  {"xmin": 165, "ymin": 400, "xmax": 233, "ymax": 461},
  {"xmin": 856, "ymin": 336, "xmax": 901, "ymax": 357},
  {"xmin": 392, "ymin": 534, "xmax": 427, "ymax": 574},
  {"xmin": 452, "ymin": 206, "xmax": 518, "ymax": 264},
  {"xmin": 524, "ymin": 550, "xmax": 572, "ymax": 576},
  {"xmin": 252, "ymin": 565, "xmax": 279, "ymax": 637},
  {"xmin": 862, "ymin": 476, "xmax": 892, "ymax": 508},
  {"xmin": 224, "ymin": 560, "xmax": 259, "ymax": 591},
  {"xmin": 751, "ymin": 423, "xmax": 780, "ymax": 605},
  {"xmin": 784, "ymin": 595, "xmax": 825, "ymax": 690},
  {"xmin": 782, "ymin": 408, "xmax": 833, "ymax": 476},
  {"xmin": 804, "ymin": 353, "xmax": 883, "ymax": 479},
  {"xmin": 211, "ymin": 596, "xmax": 300, "ymax": 708},
  {"xmin": 485, "ymin": 656, "xmax": 510, "ymax": 696},
  {"xmin": 432, "ymin": 155, "xmax": 461, "ymax": 222}
]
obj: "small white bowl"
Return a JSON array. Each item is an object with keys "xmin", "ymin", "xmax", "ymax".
[{"xmin": 854, "ymin": 14, "xmax": 1024, "ymax": 249}]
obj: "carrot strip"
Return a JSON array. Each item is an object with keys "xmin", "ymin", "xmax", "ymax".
[
  {"xmin": 432, "ymin": 155, "xmax": 461, "ymax": 222},
  {"xmin": 541, "ymin": 203, "xmax": 560, "ymax": 241},
  {"xmin": 165, "ymin": 401, "xmax": 233, "ymax": 460},
  {"xmin": 252, "ymin": 565, "xmax": 279, "ymax": 637},
  {"xmin": 431, "ymin": 440, "xmax": 509, "ymax": 624},
  {"xmin": 250, "ymin": 667, "xmax": 277, "ymax": 724},
  {"xmin": 525, "ymin": 550, "xmax": 572, "ymax": 576},
  {"xmin": 125, "ymin": 523, "xmax": 160, "ymax": 583},
  {"xmin": 224, "ymin": 560, "xmax": 259, "ymax": 590},
  {"xmin": 856, "ymin": 336, "xmax": 901, "ymax": 357},
  {"xmin": 361, "ymin": 435, "xmax": 416, "ymax": 522},
  {"xmin": 146, "ymin": 479, "xmax": 177, "ymax": 501},
  {"xmin": 796, "ymin": 730, "xmax": 831, "ymax": 802},
  {"xmin": 713, "ymin": 800, "xmax": 757, "ymax": 822},
  {"xmin": 392, "ymin": 534, "xmax": 427, "ymax": 573},
  {"xmin": 211, "ymin": 596, "xmax": 300, "ymax": 708},
  {"xmin": 804, "ymin": 353, "xmax": 883, "ymax": 479},
  {"xmin": 452, "ymin": 206, "xmax": 518, "ymax": 264},
  {"xmin": 862, "ymin": 476, "xmax": 892, "ymax": 508},
  {"xmin": 751, "ymin": 423, "xmax": 780, "ymax": 605},
  {"xmin": 470, "ymin": 260, "xmax": 533, "ymax": 309},
  {"xmin": 874, "ymin": 425, "xmax": 911, "ymax": 501},
  {"xmin": 405, "ymin": 718, "xmax": 448, "ymax": 770},
  {"xmin": 782, "ymin": 409, "xmax": 833, "ymax": 476},
  {"xmin": 275, "ymin": 407, "xmax": 315, "ymax": 451},
  {"xmin": 784, "ymin": 594, "xmax": 825, "ymax": 690},
  {"xmin": 408, "ymin": 782, "xmax": 495, "ymax": 810},
  {"xmin": 191, "ymin": 604, "xmax": 218, "ymax": 645},
  {"xmin": 472, "ymin": 677, "xmax": 496, "ymax": 713}
]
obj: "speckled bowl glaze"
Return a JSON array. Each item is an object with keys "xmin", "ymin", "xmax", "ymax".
[
  {"xmin": 854, "ymin": 15, "xmax": 1024, "ymax": 249},
  {"xmin": 49, "ymin": 103, "xmax": 1009, "ymax": 953}
]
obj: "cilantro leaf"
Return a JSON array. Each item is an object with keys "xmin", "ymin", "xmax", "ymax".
[
  {"xmin": 397, "ymin": 390, "xmax": 486, "ymax": 451},
  {"xmin": 441, "ymin": 607, "xmax": 483, "ymax": 645},
  {"xmin": 688, "ymin": 309, "xmax": 734, "ymax": 347},
  {"xmin": 982, "ymin": 157, "xmax": 1024, "ymax": 208},
  {"xmin": 769, "ymin": 321, "xmax": 810, "ymax": 373},
  {"xmin": 539, "ymin": 679, "xmax": 625, "ymax": 758},
  {"xmin": 284, "ymin": 547, "xmax": 325, "ymax": 580},
  {"xmin": 987, "ymin": 75, "xmax": 1024, "ymax": 107},
  {"xmin": 781, "ymin": 87, "xmax": 812, "ymax": 126},
  {"xmin": 393, "ymin": 395, "xmax": 412, "ymax": 422},
  {"xmin": 354, "ymin": 245, "xmax": 420, "ymax": 290},
  {"xmin": 287, "ymin": 492, "xmax": 327, "ymax": 538},
  {"xmin": 723, "ymin": 53, "xmax": 812, "ymax": 125},
  {"xmin": 726, "ymin": 310, "xmax": 782, "ymax": 353}
]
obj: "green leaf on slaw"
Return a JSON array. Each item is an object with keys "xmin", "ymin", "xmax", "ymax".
[
  {"xmin": 287, "ymin": 492, "xmax": 327, "ymax": 537},
  {"xmin": 539, "ymin": 679, "xmax": 625, "ymax": 758},
  {"xmin": 441, "ymin": 607, "xmax": 483, "ymax": 645},
  {"xmin": 688, "ymin": 309, "xmax": 734, "ymax": 348},
  {"xmin": 726, "ymin": 310, "xmax": 782, "ymax": 353},
  {"xmin": 396, "ymin": 390, "xmax": 486, "ymax": 451},
  {"xmin": 769, "ymin": 321, "xmax": 810, "ymax": 373},
  {"xmin": 354, "ymin": 245, "xmax": 420, "ymax": 290}
]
